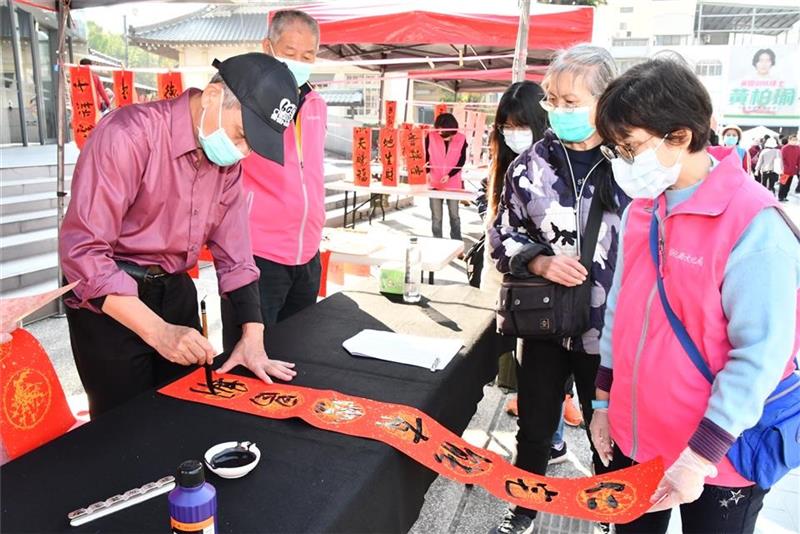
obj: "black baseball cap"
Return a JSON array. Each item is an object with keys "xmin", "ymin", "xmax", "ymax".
[{"xmin": 212, "ymin": 53, "xmax": 299, "ymax": 165}]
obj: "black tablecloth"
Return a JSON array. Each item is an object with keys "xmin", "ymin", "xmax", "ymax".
[{"xmin": 1, "ymin": 285, "xmax": 501, "ymax": 534}]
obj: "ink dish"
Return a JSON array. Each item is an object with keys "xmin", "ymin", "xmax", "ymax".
[{"xmin": 204, "ymin": 441, "xmax": 261, "ymax": 479}]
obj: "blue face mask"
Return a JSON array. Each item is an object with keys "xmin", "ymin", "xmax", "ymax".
[
  {"xmin": 548, "ymin": 107, "xmax": 596, "ymax": 143},
  {"xmin": 270, "ymin": 42, "xmax": 313, "ymax": 87},
  {"xmin": 198, "ymin": 95, "xmax": 245, "ymax": 167},
  {"xmin": 723, "ymin": 135, "xmax": 739, "ymax": 146}
]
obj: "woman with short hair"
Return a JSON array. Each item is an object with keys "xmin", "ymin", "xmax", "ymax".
[{"xmin": 591, "ymin": 58, "xmax": 799, "ymax": 534}]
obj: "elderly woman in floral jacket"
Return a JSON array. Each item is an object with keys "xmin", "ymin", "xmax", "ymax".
[{"xmin": 488, "ymin": 44, "xmax": 629, "ymax": 534}]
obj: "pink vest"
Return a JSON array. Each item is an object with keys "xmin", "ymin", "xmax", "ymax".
[
  {"xmin": 242, "ymin": 90, "xmax": 327, "ymax": 266},
  {"xmin": 609, "ymin": 151, "xmax": 799, "ymax": 487},
  {"xmin": 427, "ymin": 132, "xmax": 466, "ymax": 190}
]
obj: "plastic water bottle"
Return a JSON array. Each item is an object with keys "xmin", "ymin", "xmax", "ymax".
[
  {"xmin": 168, "ymin": 460, "xmax": 217, "ymax": 534},
  {"xmin": 404, "ymin": 236, "xmax": 422, "ymax": 303}
]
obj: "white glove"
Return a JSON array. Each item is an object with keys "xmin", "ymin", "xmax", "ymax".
[
  {"xmin": 589, "ymin": 408, "xmax": 614, "ymax": 467},
  {"xmin": 649, "ymin": 447, "xmax": 718, "ymax": 512}
]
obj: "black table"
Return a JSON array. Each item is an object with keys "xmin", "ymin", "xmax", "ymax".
[{"xmin": 1, "ymin": 285, "xmax": 501, "ymax": 534}]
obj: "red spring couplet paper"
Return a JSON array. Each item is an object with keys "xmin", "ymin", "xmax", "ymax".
[
  {"xmin": 434, "ymin": 103, "xmax": 448, "ymax": 120},
  {"xmin": 113, "ymin": 70, "xmax": 135, "ymax": 107},
  {"xmin": 68, "ymin": 66, "xmax": 98, "ymax": 149},
  {"xmin": 160, "ymin": 370, "xmax": 663, "ymax": 524},
  {"xmin": 0, "ymin": 329, "xmax": 76, "ymax": 460},
  {"xmin": 406, "ymin": 127, "xmax": 428, "ymax": 186},
  {"xmin": 385, "ymin": 100, "xmax": 397, "ymax": 128},
  {"xmin": 157, "ymin": 72, "xmax": 183, "ymax": 101},
  {"xmin": 379, "ymin": 127, "xmax": 399, "ymax": 187},
  {"xmin": 398, "ymin": 122, "xmax": 413, "ymax": 161},
  {"xmin": 352, "ymin": 127, "xmax": 372, "ymax": 187}
]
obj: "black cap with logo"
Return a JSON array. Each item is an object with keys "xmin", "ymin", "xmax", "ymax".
[{"xmin": 212, "ymin": 53, "xmax": 299, "ymax": 165}]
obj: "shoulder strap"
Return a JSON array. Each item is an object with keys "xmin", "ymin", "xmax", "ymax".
[
  {"xmin": 579, "ymin": 191, "xmax": 604, "ymax": 271},
  {"xmin": 648, "ymin": 208, "xmax": 715, "ymax": 384}
]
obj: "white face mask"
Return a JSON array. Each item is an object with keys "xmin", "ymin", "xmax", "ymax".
[
  {"xmin": 503, "ymin": 129, "xmax": 534, "ymax": 154},
  {"xmin": 611, "ymin": 137, "xmax": 683, "ymax": 199}
]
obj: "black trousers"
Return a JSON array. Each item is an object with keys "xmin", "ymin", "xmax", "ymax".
[
  {"xmin": 66, "ymin": 274, "xmax": 200, "ymax": 418},
  {"xmin": 514, "ymin": 338, "xmax": 608, "ymax": 517},
  {"xmin": 760, "ymin": 171, "xmax": 778, "ymax": 193},
  {"xmin": 222, "ymin": 252, "xmax": 321, "ymax": 352},
  {"xmin": 610, "ymin": 445, "xmax": 768, "ymax": 534},
  {"xmin": 778, "ymin": 174, "xmax": 798, "ymax": 200}
]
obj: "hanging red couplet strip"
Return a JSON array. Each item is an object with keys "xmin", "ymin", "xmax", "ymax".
[
  {"xmin": 0, "ymin": 329, "xmax": 76, "ymax": 460},
  {"xmin": 379, "ymin": 127, "xmax": 399, "ymax": 187},
  {"xmin": 113, "ymin": 70, "xmax": 135, "ymax": 107},
  {"xmin": 161, "ymin": 370, "xmax": 663, "ymax": 524},
  {"xmin": 434, "ymin": 103, "xmax": 448, "ymax": 120},
  {"xmin": 406, "ymin": 127, "xmax": 428, "ymax": 186},
  {"xmin": 157, "ymin": 72, "xmax": 183, "ymax": 101},
  {"xmin": 385, "ymin": 100, "xmax": 397, "ymax": 128},
  {"xmin": 68, "ymin": 66, "xmax": 98, "ymax": 150},
  {"xmin": 352, "ymin": 127, "xmax": 372, "ymax": 187},
  {"xmin": 398, "ymin": 122, "xmax": 413, "ymax": 161}
]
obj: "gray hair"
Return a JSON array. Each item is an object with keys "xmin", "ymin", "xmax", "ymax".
[
  {"xmin": 209, "ymin": 73, "xmax": 240, "ymax": 109},
  {"xmin": 268, "ymin": 10, "xmax": 320, "ymax": 48},
  {"xmin": 544, "ymin": 44, "xmax": 618, "ymax": 97}
]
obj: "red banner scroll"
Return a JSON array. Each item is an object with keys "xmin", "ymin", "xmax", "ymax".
[
  {"xmin": 379, "ymin": 127, "xmax": 399, "ymax": 187},
  {"xmin": 406, "ymin": 127, "xmax": 428, "ymax": 186},
  {"xmin": 68, "ymin": 66, "xmax": 98, "ymax": 149},
  {"xmin": 385, "ymin": 100, "xmax": 397, "ymax": 128},
  {"xmin": 113, "ymin": 70, "xmax": 135, "ymax": 107},
  {"xmin": 161, "ymin": 370, "xmax": 663, "ymax": 524},
  {"xmin": 399, "ymin": 122, "xmax": 413, "ymax": 161},
  {"xmin": 352, "ymin": 127, "xmax": 372, "ymax": 187},
  {"xmin": 157, "ymin": 72, "xmax": 183, "ymax": 101}
]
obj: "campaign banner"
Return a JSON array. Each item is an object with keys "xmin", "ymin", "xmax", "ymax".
[{"xmin": 723, "ymin": 45, "xmax": 799, "ymax": 127}]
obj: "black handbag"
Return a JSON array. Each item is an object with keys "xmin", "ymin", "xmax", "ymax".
[
  {"xmin": 496, "ymin": 193, "xmax": 603, "ymax": 339},
  {"xmin": 464, "ymin": 234, "xmax": 485, "ymax": 289}
]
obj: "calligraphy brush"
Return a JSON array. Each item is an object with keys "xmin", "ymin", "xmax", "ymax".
[{"xmin": 200, "ymin": 298, "xmax": 216, "ymax": 395}]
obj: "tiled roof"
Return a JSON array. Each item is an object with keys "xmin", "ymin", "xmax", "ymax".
[{"xmin": 130, "ymin": 6, "xmax": 269, "ymax": 46}]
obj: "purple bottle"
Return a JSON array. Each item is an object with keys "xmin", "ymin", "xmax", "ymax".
[{"xmin": 168, "ymin": 460, "xmax": 217, "ymax": 534}]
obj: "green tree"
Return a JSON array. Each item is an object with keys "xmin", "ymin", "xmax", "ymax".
[{"xmin": 85, "ymin": 21, "xmax": 171, "ymax": 88}]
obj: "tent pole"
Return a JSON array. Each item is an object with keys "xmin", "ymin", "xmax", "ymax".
[
  {"xmin": 7, "ymin": 0, "xmax": 29, "ymax": 146},
  {"xmin": 377, "ymin": 64, "xmax": 386, "ymax": 124},
  {"xmin": 56, "ymin": 0, "xmax": 69, "ymax": 315},
  {"xmin": 512, "ymin": 0, "xmax": 530, "ymax": 83}
]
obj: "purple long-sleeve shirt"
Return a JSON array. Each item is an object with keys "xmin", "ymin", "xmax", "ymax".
[{"xmin": 60, "ymin": 89, "xmax": 259, "ymax": 312}]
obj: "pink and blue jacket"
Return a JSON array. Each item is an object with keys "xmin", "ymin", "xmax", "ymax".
[
  {"xmin": 242, "ymin": 87, "xmax": 327, "ymax": 266},
  {"xmin": 598, "ymin": 151, "xmax": 800, "ymax": 487}
]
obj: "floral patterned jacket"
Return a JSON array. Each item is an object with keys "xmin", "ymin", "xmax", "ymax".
[{"xmin": 488, "ymin": 130, "xmax": 630, "ymax": 354}]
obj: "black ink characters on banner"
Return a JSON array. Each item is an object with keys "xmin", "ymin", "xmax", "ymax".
[
  {"xmin": 505, "ymin": 477, "xmax": 560, "ymax": 504},
  {"xmin": 377, "ymin": 413, "xmax": 429, "ymax": 444},
  {"xmin": 434, "ymin": 441, "xmax": 493, "ymax": 476},
  {"xmin": 251, "ymin": 391, "xmax": 302, "ymax": 411},
  {"xmin": 190, "ymin": 378, "xmax": 248, "ymax": 399}
]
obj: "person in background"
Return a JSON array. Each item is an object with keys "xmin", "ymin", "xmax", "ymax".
[
  {"xmin": 756, "ymin": 137, "xmax": 783, "ymax": 195},
  {"xmin": 748, "ymin": 136, "xmax": 764, "ymax": 175},
  {"xmin": 60, "ymin": 54, "xmax": 299, "ymax": 416},
  {"xmin": 79, "ymin": 58, "xmax": 111, "ymax": 113},
  {"xmin": 592, "ymin": 57, "xmax": 798, "ymax": 534},
  {"xmin": 222, "ymin": 10, "xmax": 326, "ymax": 353},
  {"xmin": 488, "ymin": 44, "xmax": 628, "ymax": 534},
  {"xmin": 719, "ymin": 125, "xmax": 751, "ymax": 173},
  {"xmin": 425, "ymin": 112, "xmax": 467, "ymax": 241},
  {"xmin": 779, "ymin": 134, "xmax": 799, "ymax": 200}
]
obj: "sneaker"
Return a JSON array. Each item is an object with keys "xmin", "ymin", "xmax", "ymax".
[
  {"xmin": 549, "ymin": 442, "xmax": 568, "ymax": 464},
  {"xmin": 489, "ymin": 509, "xmax": 534, "ymax": 534},
  {"xmin": 505, "ymin": 397, "xmax": 518, "ymax": 417},
  {"xmin": 594, "ymin": 522, "xmax": 612, "ymax": 534},
  {"xmin": 563, "ymin": 395, "xmax": 583, "ymax": 427}
]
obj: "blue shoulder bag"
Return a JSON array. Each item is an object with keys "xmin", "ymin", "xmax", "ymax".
[{"xmin": 649, "ymin": 209, "xmax": 800, "ymax": 489}]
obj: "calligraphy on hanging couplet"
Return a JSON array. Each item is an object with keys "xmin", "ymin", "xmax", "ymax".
[
  {"xmin": 157, "ymin": 72, "xmax": 183, "ymax": 101},
  {"xmin": 113, "ymin": 70, "xmax": 135, "ymax": 107},
  {"xmin": 471, "ymin": 112, "xmax": 487, "ymax": 166},
  {"xmin": 352, "ymin": 127, "xmax": 372, "ymax": 187},
  {"xmin": 68, "ymin": 66, "xmax": 98, "ymax": 150},
  {"xmin": 399, "ymin": 123, "xmax": 413, "ymax": 160},
  {"xmin": 161, "ymin": 369, "xmax": 664, "ymax": 525},
  {"xmin": 406, "ymin": 127, "xmax": 427, "ymax": 186},
  {"xmin": 385, "ymin": 100, "xmax": 397, "ymax": 128},
  {"xmin": 379, "ymin": 128, "xmax": 399, "ymax": 187},
  {"xmin": 434, "ymin": 103, "xmax": 448, "ymax": 120}
]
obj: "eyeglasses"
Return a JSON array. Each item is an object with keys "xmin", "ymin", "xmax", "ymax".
[
  {"xmin": 601, "ymin": 134, "xmax": 665, "ymax": 164},
  {"xmin": 538, "ymin": 99, "xmax": 587, "ymax": 113},
  {"xmin": 498, "ymin": 125, "xmax": 528, "ymax": 136}
]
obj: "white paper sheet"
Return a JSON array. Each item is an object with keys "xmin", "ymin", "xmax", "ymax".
[{"xmin": 342, "ymin": 329, "xmax": 463, "ymax": 371}]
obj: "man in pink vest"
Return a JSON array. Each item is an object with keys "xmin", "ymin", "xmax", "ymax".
[{"xmin": 222, "ymin": 10, "xmax": 327, "ymax": 352}]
